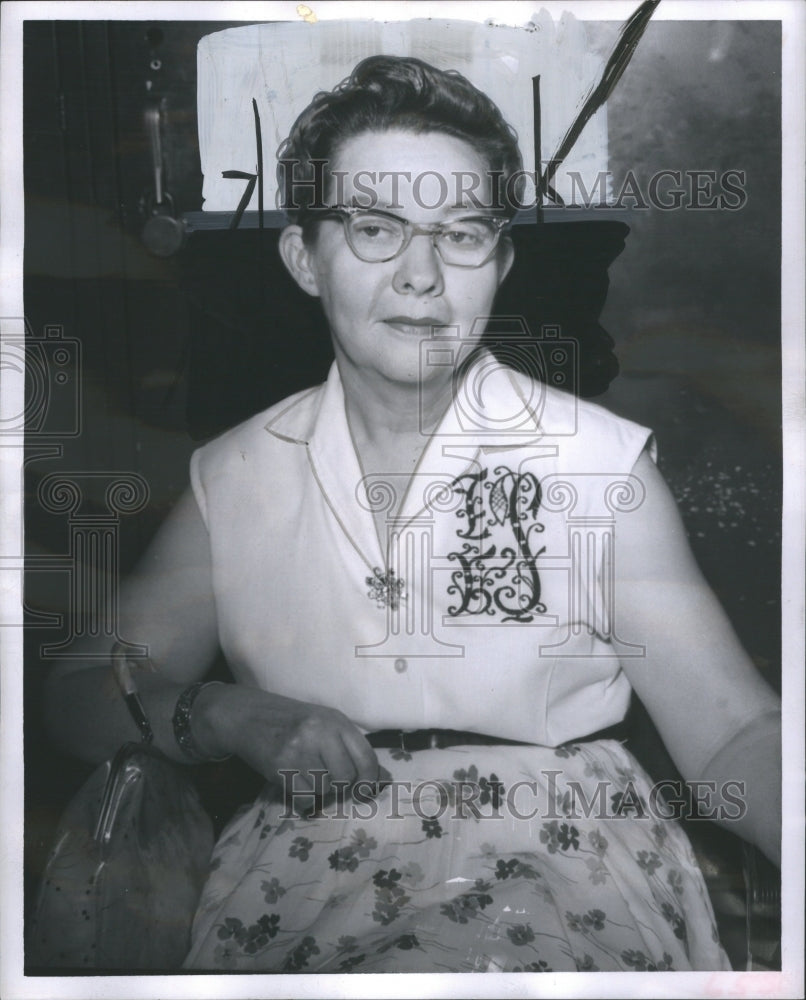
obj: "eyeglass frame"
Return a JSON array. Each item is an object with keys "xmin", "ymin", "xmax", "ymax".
[{"xmin": 308, "ymin": 204, "xmax": 511, "ymax": 268}]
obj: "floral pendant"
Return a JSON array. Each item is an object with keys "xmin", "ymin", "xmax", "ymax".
[{"xmin": 366, "ymin": 567, "xmax": 406, "ymax": 610}]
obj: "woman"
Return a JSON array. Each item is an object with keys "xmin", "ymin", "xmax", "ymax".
[{"xmin": 45, "ymin": 56, "xmax": 780, "ymax": 972}]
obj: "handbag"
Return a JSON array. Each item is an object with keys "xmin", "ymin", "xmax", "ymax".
[{"xmin": 26, "ymin": 659, "xmax": 215, "ymax": 971}]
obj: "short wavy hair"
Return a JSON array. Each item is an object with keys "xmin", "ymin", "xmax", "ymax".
[{"xmin": 277, "ymin": 55, "xmax": 523, "ymax": 226}]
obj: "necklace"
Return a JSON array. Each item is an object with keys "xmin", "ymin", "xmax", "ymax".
[{"xmin": 307, "ymin": 450, "xmax": 409, "ymax": 612}]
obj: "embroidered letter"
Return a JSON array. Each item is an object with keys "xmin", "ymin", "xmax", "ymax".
[{"xmin": 447, "ymin": 466, "xmax": 546, "ymax": 622}]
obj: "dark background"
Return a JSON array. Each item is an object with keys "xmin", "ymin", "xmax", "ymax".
[{"xmin": 22, "ymin": 17, "xmax": 782, "ymax": 963}]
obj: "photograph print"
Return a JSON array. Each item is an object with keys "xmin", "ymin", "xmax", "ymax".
[{"xmin": 2, "ymin": 1, "xmax": 803, "ymax": 996}]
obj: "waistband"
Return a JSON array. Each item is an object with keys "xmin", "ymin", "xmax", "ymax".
[
  {"xmin": 365, "ymin": 729, "xmax": 530, "ymax": 752},
  {"xmin": 365, "ymin": 722, "xmax": 629, "ymax": 753}
]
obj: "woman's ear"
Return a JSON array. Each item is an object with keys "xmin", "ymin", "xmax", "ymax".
[{"xmin": 278, "ymin": 225, "xmax": 320, "ymax": 298}]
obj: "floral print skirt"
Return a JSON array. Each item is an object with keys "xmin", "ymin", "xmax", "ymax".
[{"xmin": 184, "ymin": 739, "xmax": 730, "ymax": 972}]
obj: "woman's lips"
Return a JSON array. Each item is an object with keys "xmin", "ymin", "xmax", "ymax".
[{"xmin": 383, "ymin": 316, "xmax": 447, "ymax": 334}]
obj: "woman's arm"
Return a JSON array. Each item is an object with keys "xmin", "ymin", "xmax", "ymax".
[
  {"xmin": 43, "ymin": 488, "xmax": 222, "ymax": 763},
  {"xmin": 613, "ymin": 450, "xmax": 781, "ymax": 866},
  {"xmin": 44, "ymin": 487, "xmax": 382, "ymax": 797}
]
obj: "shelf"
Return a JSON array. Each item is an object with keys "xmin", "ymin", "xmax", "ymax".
[{"xmin": 182, "ymin": 206, "xmax": 633, "ymax": 232}]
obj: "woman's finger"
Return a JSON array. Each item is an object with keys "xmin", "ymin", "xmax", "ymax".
[
  {"xmin": 339, "ymin": 726, "xmax": 382, "ymax": 787},
  {"xmin": 316, "ymin": 736, "xmax": 360, "ymax": 795}
]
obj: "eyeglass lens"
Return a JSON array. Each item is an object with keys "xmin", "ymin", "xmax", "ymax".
[{"xmin": 344, "ymin": 213, "xmax": 501, "ymax": 265}]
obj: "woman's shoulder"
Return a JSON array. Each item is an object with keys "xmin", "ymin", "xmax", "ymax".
[
  {"xmin": 500, "ymin": 364, "xmax": 655, "ymax": 459},
  {"xmin": 193, "ymin": 381, "xmax": 325, "ymax": 468}
]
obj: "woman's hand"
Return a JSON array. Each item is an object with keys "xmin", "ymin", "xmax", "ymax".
[{"xmin": 193, "ymin": 683, "xmax": 387, "ymax": 806}]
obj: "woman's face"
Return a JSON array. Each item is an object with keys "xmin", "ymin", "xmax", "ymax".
[{"xmin": 281, "ymin": 128, "xmax": 514, "ymax": 391}]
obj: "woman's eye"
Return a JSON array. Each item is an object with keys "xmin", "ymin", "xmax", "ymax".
[
  {"xmin": 352, "ymin": 217, "xmax": 397, "ymax": 239},
  {"xmin": 444, "ymin": 226, "xmax": 483, "ymax": 246}
]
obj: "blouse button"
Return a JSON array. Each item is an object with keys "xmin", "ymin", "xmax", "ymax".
[{"xmin": 394, "ymin": 658, "xmax": 408, "ymax": 673}]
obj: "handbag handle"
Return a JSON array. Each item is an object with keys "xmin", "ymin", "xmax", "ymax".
[
  {"xmin": 111, "ymin": 643, "xmax": 155, "ymax": 744},
  {"xmin": 91, "ymin": 646, "xmax": 162, "ymax": 849},
  {"xmin": 93, "ymin": 742, "xmax": 163, "ymax": 849}
]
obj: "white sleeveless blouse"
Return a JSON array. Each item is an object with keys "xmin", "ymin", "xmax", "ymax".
[{"xmin": 190, "ymin": 353, "xmax": 655, "ymax": 746}]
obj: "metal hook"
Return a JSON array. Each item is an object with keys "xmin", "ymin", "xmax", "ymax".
[{"xmin": 142, "ymin": 102, "xmax": 186, "ymax": 256}]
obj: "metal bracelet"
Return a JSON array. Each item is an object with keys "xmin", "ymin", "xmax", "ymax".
[{"xmin": 171, "ymin": 680, "xmax": 231, "ymax": 763}]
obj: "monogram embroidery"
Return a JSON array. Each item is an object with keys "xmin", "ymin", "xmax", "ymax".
[{"xmin": 447, "ymin": 466, "xmax": 546, "ymax": 623}]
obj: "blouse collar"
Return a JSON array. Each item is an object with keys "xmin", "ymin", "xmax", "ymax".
[{"xmin": 265, "ymin": 351, "xmax": 548, "ymax": 559}]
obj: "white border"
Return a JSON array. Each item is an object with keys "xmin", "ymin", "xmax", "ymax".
[
  {"xmin": 779, "ymin": 0, "xmax": 806, "ymax": 986},
  {"xmin": 1, "ymin": 2, "xmax": 804, "ymax": 998}
]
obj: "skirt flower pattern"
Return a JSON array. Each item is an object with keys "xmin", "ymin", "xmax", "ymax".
[{"xmin": 184, "ymin": 739, "xmax": 730, "ymax": 972}]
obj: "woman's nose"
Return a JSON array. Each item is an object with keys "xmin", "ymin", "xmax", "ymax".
[{"xmin": 391, "ymin": 234, "xmax": 445, "ymax": 296}]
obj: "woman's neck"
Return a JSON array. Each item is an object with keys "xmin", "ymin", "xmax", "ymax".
[{"xmin": 338, "ymin": 360, "xmax": 454, "ymax": 451}]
